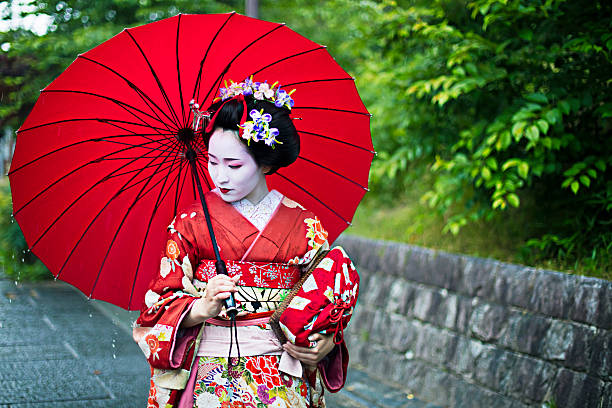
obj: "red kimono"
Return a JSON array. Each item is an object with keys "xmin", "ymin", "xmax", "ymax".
[{"xmin": 133, "ymin": 191, "xmax": 352, "ymax": 408}]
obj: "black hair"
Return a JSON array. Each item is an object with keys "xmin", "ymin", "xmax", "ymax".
[{"xmin": 202, "ymin": 96, "xmax": 300, "ymax": 175}]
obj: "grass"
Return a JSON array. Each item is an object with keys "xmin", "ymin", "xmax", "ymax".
[{"xmin": 347, "ymin": 181, "xmax": 611, "ymax": 281}]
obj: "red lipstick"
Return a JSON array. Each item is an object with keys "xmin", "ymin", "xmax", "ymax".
[{"xmin": 220, "ymin": 188, "xmax": 232, "ymax": 194}]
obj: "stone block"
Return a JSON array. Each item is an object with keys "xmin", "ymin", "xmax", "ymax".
[
  {"xmin": 501, "ymin": 266, "xmax": 538, "ymax": 310},
  {"xmin": 552, "ymin": 369, "xmax": 607, "ymax": 408},
  {"xmin": 472, "ymin": 348, "xmax": 518, "ymax": 393},
  {"xmin": 459, "ymin": 256, "xmax": 496, "ymax": 298},
  {"xmin": 413, "ymin": 324, "xmax": 454, "ymax": 366},
  {"xmin": 565, "ymin": 325, "xmax": 610, "ymax": 378},
  {"xmin": 430, "ymin": 251, "xmax": 463, "ymax": 291},
  {"xmin": 502, "ymin": 354, "xmax": 556, "ymax": 404},
  {"xmin": 529, "ymin": 270, "xmax": 574, "ymax": 319},
  {"xmin": 469, "ymin": 302, "xmax": 508, "ymax": 342},
  {"xmin": 453, "ymin": 296, "xmax": 474, "ymax": 334},
  {"xmin": 440, "ymin": 292, "xmax": 459, "ymax": 330},
  {"xmin": 542, "ymin": 320, "xmax": 575, "ymax": 362},
  {"xmin": 452, "ymin": 379, "xmax": 523, "ymax": 408},
  {"xmin": 498, "ymin": 311, "xmax": 551, "ymax": 355},
  {"xmin": 445, "ymin": 336, "xmax": 472, "ymax": 375},
  {"xmin": 388, "ymin": 314, "xmax": 418, "ymax": 353},
  {"xmin": 569, "ymin": 277, "xmax": 612, "ymax": 330},
  {"xmin": 402, "ymin": 246, "xmax": 437, "ymax": 285},
  {"xmin": 361, "ymin": 273, "xmax": 393, "ymax": 309},
  {"xmin": 369, "ymin": 309, "xmax": 391, "ymax": 344},
  {"xmin": 413, "ymin": 288, "xmax": 443, "ymax": 323},
  {"xmin": 378, "ymin": 242, "xmax": 404, "ymax": 278},
  {"xmin": 385, "ymin": 278, "xmax": 410, "ymax": 315}
]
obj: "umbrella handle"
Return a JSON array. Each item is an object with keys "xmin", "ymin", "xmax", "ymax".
[{"xmin": 187, "ymin": 151, "xmax": 238, "ymax": 319}]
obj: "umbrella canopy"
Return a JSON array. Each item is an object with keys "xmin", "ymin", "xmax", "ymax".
[{"xmin": 9, "ymin": 12, "xmax": 372, "ymax": 310}]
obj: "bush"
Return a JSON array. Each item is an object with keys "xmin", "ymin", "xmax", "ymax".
[
  {"xmin": 364, "ymin": 0, "xmax": 611, "ymax": 275},
  {"xmin": 0, "ymin": 179, "xmax": 51, "ymax": 281}
]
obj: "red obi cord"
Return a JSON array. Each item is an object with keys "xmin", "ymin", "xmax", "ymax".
[{"xmin": 329, "ymin": 297, "xmax": 353, "ymax": 344}]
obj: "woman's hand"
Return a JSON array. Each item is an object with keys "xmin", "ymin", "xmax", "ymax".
[
  {"xmin": 181, "ymin": 274, "xmax": 240, "ymax": 327},
  {"xmin": 282, "ymin": 332, "xmax": 335, "ymax": 368}
]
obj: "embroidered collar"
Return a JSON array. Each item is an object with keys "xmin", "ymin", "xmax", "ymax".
[{"xmin": 231, "ymin": 189, "xmax": 283, "ymax": 231}]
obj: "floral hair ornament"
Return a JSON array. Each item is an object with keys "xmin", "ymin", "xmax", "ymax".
[
  {"xmin": 216, "ymin": 77, "xmax": 296, "ymax": 111},
  {"xmin": 202, "ymin": 77, "xmax": 296, "ymax": 147},
  {"xmin": 239, "ymin": 109, "xmax": 282, "ymax": 147}
]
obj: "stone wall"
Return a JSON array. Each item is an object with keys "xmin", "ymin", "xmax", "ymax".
[{"xmin": 336, "ymin": 235, "xmax": 611, "ymax": 408}]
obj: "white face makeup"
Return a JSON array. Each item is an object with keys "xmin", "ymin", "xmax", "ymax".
[{"xmin": 207, "ymin": 128, "xmax": 269, "ymax": 204}]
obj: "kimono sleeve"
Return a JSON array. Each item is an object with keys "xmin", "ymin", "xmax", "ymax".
[
  {"xmin": 298, "ymin": 213, "xmax": 359, "ymax": 393},
  {"xmin": 133, "ymin": 213, "xmax": 202, "ymax": 370}
]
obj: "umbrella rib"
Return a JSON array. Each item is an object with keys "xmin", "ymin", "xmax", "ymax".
[
  {"xmin": 55, "ymin": 150, "xmax": 175, "ymax": 281},
  {"xmin": 79, "ymin": 55, "xmax": 178, "ymax": 128},
  {"xmin": 90, "ymin": 143, "xmax": 183, "ymax": 300},
  {"xmin": 293, "ymin": 106, "xmax": 371, "ymax": 116},
  {"xmin": 194, "ymin": 156, "xmax": 212, "ymax": 190},
  {"xmin": 18, "ymin": 117, "xmax": 170, "ymax": 135},
  {"xmin": 199, "ymin": 23, "xmax": 286, "ymax": 107},
  {"xmin": 282, "ymin": 77, "xmax": 355, "ymax": 87},
  {"xmin": 298, "ymin": 130, "xmax": 375, "ymax": 154},
  {"xmin": 127, "ymin": 152, "xmax": 190, "ymax": 309},
  {"xmin": 32, "ymin": 144, "xmax": 174, "ymax": 244},
  {"xmin": 96, "ymin": 137, "xmax": 180, "ymax": 156},
  {"xmin": 8, "ymin": 133, "xmax": 169, "ymax": 176},
  {"xmin": 29, "ymin": 152, "xmax": 176, "ymax": 275},
  {"xmin": 42, "ymin": 89, "xmax": 178, "ymax": 134},
  {"xmin": 99, "ymin": 120, "xmax": 183, "ymax": 153},
  {"xmin": 124, "ymin": 29, "xmax": 181, "ymax": 128},
  {"xmin": 13, "ymin": 138, "xmax": 163, "ymax": 217},
  {"xmin": 296, "ymin": 155, "xmax": 369, "ymax": 191},
  {"xmin": 176, "ymin": 14, "xmax": 186, "ymax": 127},
  {"xmin": 172, "ymin": 152, "xmax": 190, "ymax": 219},
  {"xmin": 103, "ymin": 155, "xmax": 180, "ymax": 200},
  {"xmin": 192, "ymin": 12, "xmax": 237, "ymax": 103},
  {"xmin": 274, "ymin": 171, "xmax": 351, "ymax": 226},
  {"xmin": 249, "ymin": 46, "xmax": 327, "ymax": 77}
]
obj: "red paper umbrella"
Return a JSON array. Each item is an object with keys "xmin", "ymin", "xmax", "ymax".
[{"xmin": 8, "ymin": 12, "xmax": 372, "ymax": 310}]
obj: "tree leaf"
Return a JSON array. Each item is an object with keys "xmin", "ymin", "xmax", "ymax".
[
  {"xmin": 536, "ymin": 119, "xmax": 549, "ymax": 135},
  {"xmin": 525, "ymin": 125, "xmax": 540, "ymax": 141},
  {"xmin": 518, "ymin": 162, "xmax": 529, "ymax": 179},
  {"xmin": 571, "ymin": 181, "xmax": 580, "ymax": 194},
  {"xmin": 579, "ymin": 175, "xmax": 590, "ymax": 187},
  {"xmin": 525, "ymin": 93, "xmax": 548, "ymax": 104},
  {"xmin": 507, "ymin": 193, "xmax": 520, "ymax": 207}
]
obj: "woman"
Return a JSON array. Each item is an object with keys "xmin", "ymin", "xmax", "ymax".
[{"xmin": 133, "ymin": 80, "xmax": 356, "ymax": 408}]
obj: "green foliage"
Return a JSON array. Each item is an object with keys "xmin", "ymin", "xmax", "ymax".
[
  {"xmin": 359, "ymin": 0, "xmax": 611, "ymax": 274},
  {"xmin": 0, "ymin": 180, "xmax": 51, "ymax": 280}
]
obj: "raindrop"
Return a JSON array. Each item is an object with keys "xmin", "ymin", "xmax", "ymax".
[
  {"xmin": 21, "ymin": 258, "xmax": 24, "ymax": 263},
  {"xmin": 89, "ymin": 313, "xmax": 93, "ymax": 318},
  {"xmin": 112, "ymin": 353, "xmax": 116, "ymax": 359}
]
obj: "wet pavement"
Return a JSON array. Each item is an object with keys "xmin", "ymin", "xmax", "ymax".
[{"xmin": 0, "ymin": 275, "xmax": 436, "ymax": 407}]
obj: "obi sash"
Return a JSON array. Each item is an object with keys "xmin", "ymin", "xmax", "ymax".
[
  {"xmin": 195, "ymin": 259, "xmax": 302, "ymax": 289},
  {"xmin": 194, "ymin": 261, "xmax": 304, "ymax": 377}
]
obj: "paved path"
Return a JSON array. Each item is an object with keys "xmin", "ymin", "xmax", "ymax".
[{"xmin": 0, "ymin": 276, "xmax": 437, "ymax": 407}]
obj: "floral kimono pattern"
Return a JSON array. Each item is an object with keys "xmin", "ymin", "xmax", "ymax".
[{"xmin": 133, "ymin": 191, "xmax": 352, "ymax": 408}]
